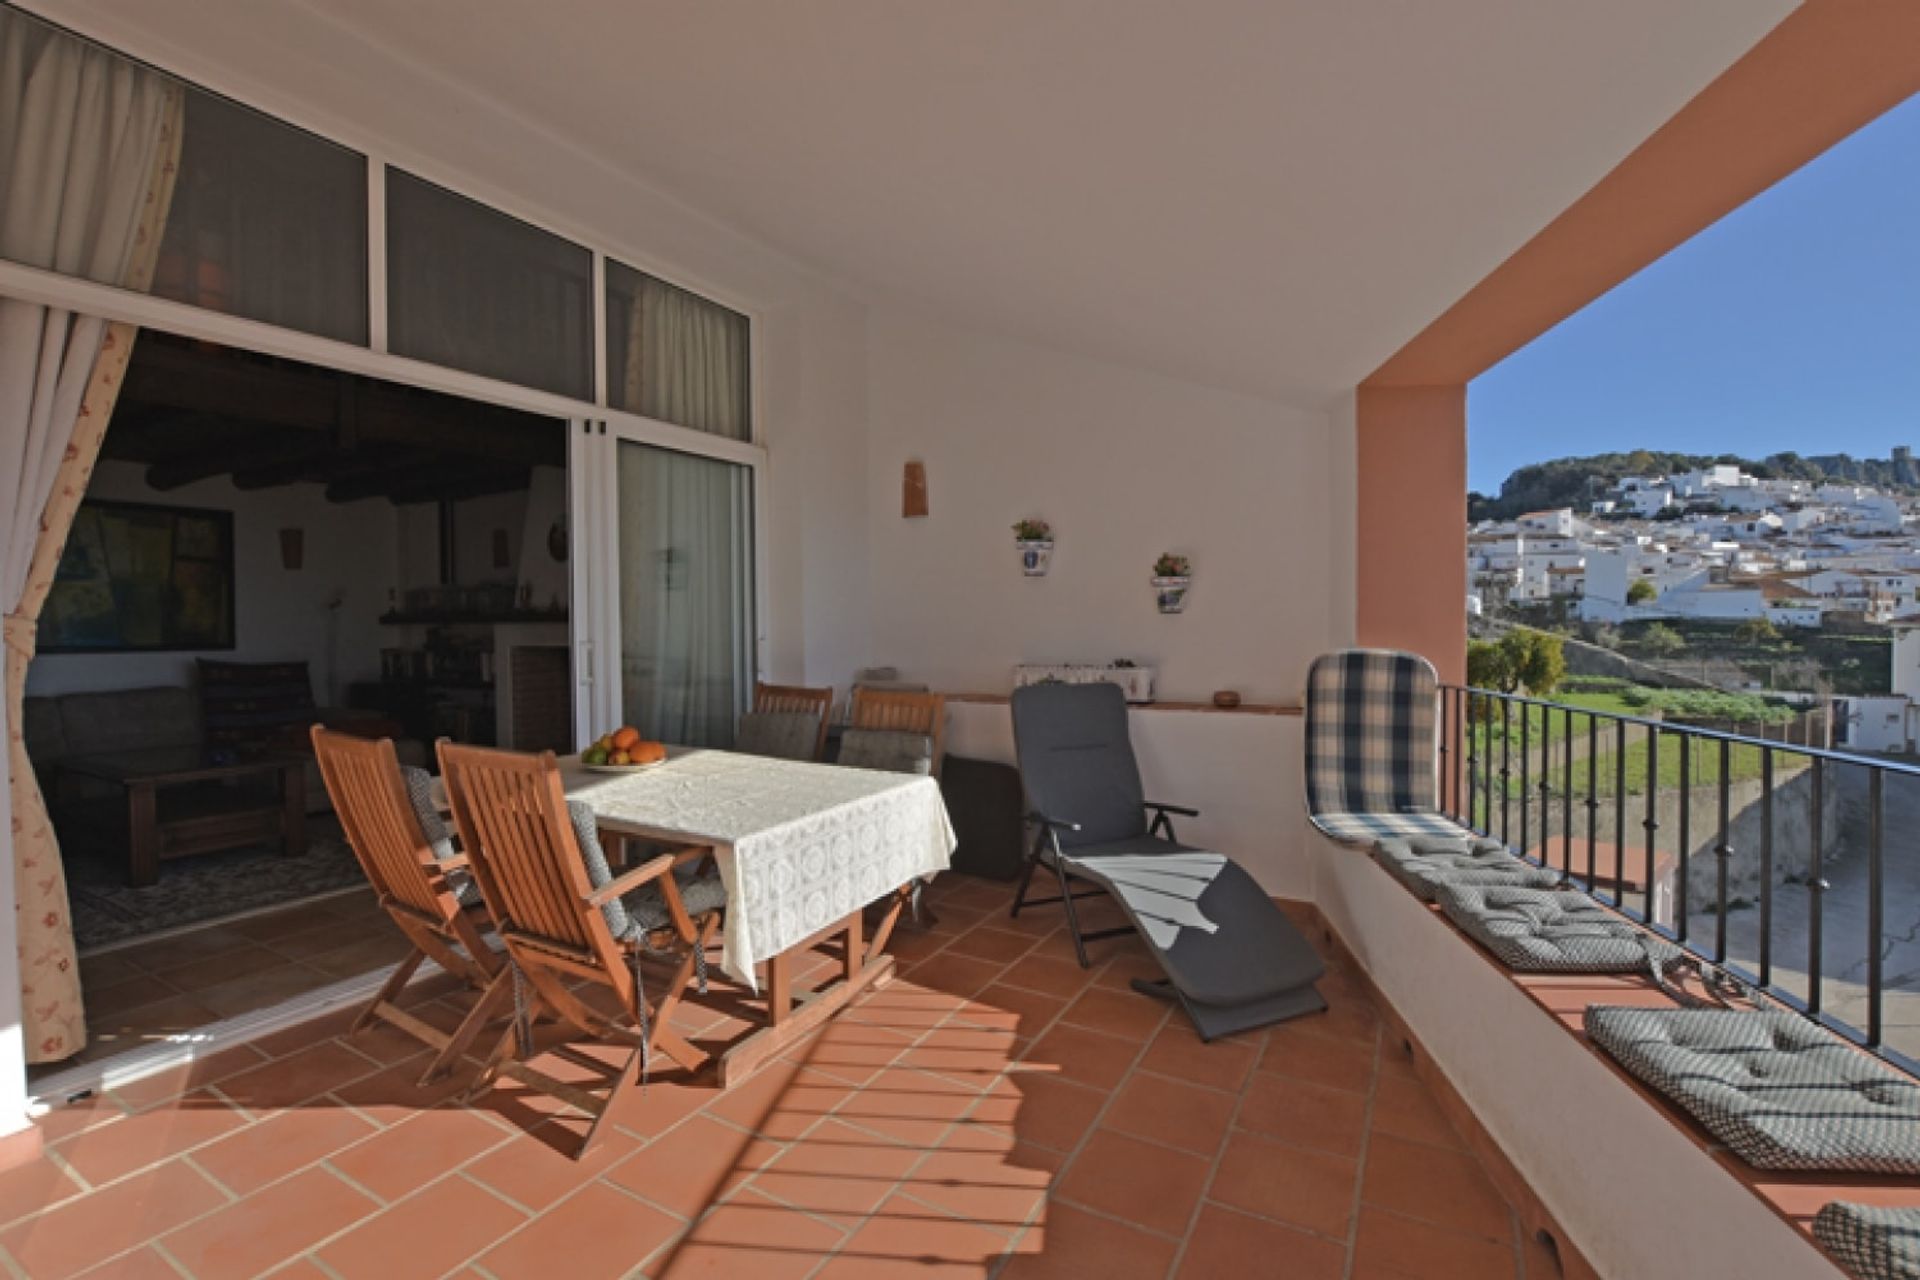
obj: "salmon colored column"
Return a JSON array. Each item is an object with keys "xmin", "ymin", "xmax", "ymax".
[{"xmin": 1355, "ymin": 385, "xmax": 1466, "ymax": 684}]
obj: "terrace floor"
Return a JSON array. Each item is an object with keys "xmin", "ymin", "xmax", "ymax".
[{"xmin": 4, "ymin": 875, "xmax": 1545, "ymax": 1280}]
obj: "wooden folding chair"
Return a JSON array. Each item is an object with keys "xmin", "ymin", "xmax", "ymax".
[
  {"xmin": 849, "ymin": 687, "xmax": 948, "ymax": 776},
  {"xmin": 752, "ymin": 681, "xmax": 834, "ymax": 760},
  {"xmin": 436, "ymin": 742, "xmax": 724, "ymax": 1156},
  {"xmin": 309, "ymin": 727, "xmax": 509, "ymax": 1086}
]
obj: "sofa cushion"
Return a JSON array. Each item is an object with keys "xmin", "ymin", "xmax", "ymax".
[
  {"xmin": 837, "ymin": 728, "xmax": 934, "ymax": 775},
  {"xmin": 1586, "ymin": 1007, "xmax": 1920, "ymax": 1174},
  {"xmin": 1815, "ymin": 1202, "xmax": 1920, "ymax": 1280},
  {"xmin": 198, "ymin": 659, "xmax": 315, "ymax": 754},
  {"xmin": 1436, "ymin": 882, "xmax": 1679, "ymax": 973},
  {"xmin": 734, "ymin": 710, "xmax": 822, "ymax": 761},
  {"xmin": 1373, "ymin": 833, "xmax": 1563, "ymax": 902},
  {"xmin": 57, "ymin": 686, "xmax": 201, "ymax": 756}
]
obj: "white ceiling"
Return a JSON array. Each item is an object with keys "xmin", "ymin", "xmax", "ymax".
[{"xmin": 31, "ymin": 0, "xmax": 1796, "ymax": 404}]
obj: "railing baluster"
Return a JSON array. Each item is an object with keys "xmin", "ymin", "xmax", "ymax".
[
  {"xmin": 1500, "ymin": 699, "xmax": 1512, "ymax": 847},
  {"xmin": 1562, "ymin": 706, "xmax": 1575, "ymax": 880},
  {"xmin": 1439, "ymin": 688, "xmax": 1452, "ymax": 818},
  {"xmin": 1586, "ymin": 712, "xmax": 1598, "ymax": 893},
  {"xmin": 1676, "ymin": 736, "xmax": 1690, "ymax": 938},
  {"xmin": 1644, "ymin": 725, "xmax": 1660, "ymax": 924},
  {"xmin": 1613, "ymin": 719, "xmax": 1627, "ymax": 911},
  {"xmin": 1714, "ymin": 738, "xmax": 1732, "ymax": 965},
  {"xmin": 1808, "ymin": 757, "xmax": 1826, "ymax": 1016},
  {"xmin": 1759, "ymin": 749, "xmax": 1774, "ymax": 989},
  {"xmin": 1869, "ymin": 768, "xmax": 1884, "ymax": 1049},
  {"xmin": 1519, "ymin": 701, "xmax": 1530, "ymax": 857}
]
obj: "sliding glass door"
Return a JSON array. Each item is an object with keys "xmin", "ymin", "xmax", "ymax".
[{"xmin": 611, "ymin": 441, "xmax": 755, "ymax": 746}]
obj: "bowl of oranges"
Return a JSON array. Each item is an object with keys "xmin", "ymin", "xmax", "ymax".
[{"xmin": 580, "ymin": 726, "xmax": 668, "ymax": 772}]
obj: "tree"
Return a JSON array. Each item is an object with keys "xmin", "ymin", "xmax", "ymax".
[
  {"xmin": 1466, "ymin": 639, "xmax": 1511, "ymax": 694},
  {"xmin": 1500, "ymin": 629, "xmax": 1566, "ymax": 697},
  {"xmin": 1642, "ymin": 623, "xmax": 1686, "ymax": 657},
  {"xmin": 1626, "ymin": 579, "xmax": 1658, "ymax": 605},
  {"xmin": 1735, "ymin": 617, "xmax": 1781, "ymax": 646}
]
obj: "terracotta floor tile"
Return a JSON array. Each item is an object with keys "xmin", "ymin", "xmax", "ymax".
[
  {"xmin": 114, "ymin": 926, "xmax": 261, "ymax": 974},
  {"xmin": 326, "ymin": 1051, "xmax": 472, "ymax": 1125},
  {"xmin": 815, "ymin": 1192, "xmax": 1012, "ymax": 1278},
  {"xmin": 900, "ymin": 1130, "xmax": 1059, "ymax": 1232},
  {"xmin": 1360, "ymin": 1133, "xmax": 1514, "ymax": 1243},
  {"xmin": 1351, "ymin": 1205, "xmax": 1521, "ymax": 1278},
  {"xmin": 898, "ymin": 1026, "xmax": 1020, "ymax": 1084},
  {"xmin": 72, "ymin": 1244, "xmax": 187, "ymax": 1279},
  {"xmin": 317, "ymin": 1173, "xmax": 528, "ymax": 1280},
  {"xmin": 230, "ymin": 900, "xmax": 353, "ymax": 944},
  {"xmin": 705, "ymin": 1059, "xmax": 850, "ymax": 1142},
  {"xmin": 790, "ymin": 1022, "xmax": 914, "ymax": 1087},
  {"xmin": 943, "ymin": 927, "xmax": 1040, "ymax": 966},
  {"xmin": 480, "ymin": 1180, "xmax": 681, "ymax": 1280},
  {"xmin": 54, "ymin": 1091, "xmax": 246, "ymax": 1190},
  {"xmin": 1258, "ymin": 1022, "xmax": 1377, "ymax": 1093},
  {"xmin": 463, "ymin": 1122, "xmax": 641, "ymax": 1213},
  {"xmin": 304, "ymin": 932, "xmax": 417, "ymax": 979},
  {"xmin": 652, "ymin": 1186, "xmax": 844, "ymax": 1279},
  {"xmin": 76, "ymin": 951, "xmax": 146, "ymax": 992},
  {"xmin": 1102, "ymin": 1072, "xmax": 1236, "ymax": 1157},
  {"xmin": 1370, "ymin": 1072, "xmax": 1467, "ymax": 1150},
  {"xmin": 0, "ymin": 1153, "xmax": 87, "ymax": 1228},
  {"xmin": 1235, "ymin": 1073, "xmax": 1369, "ymax": 1157},
  {"xmin": 328, "ymin": 1106, "xmax": 508, "ymax": 1200},
  {"xmin": 1209, "ymin": 1130, "xmax": 1359, "ymax": 1239},
  {"xmin": 972, "ymin": 1071, "xmax": 1107, "ymax": 1153},
  {"xmin": 161, "ymin": 1165, "xmax": 378, "ymax": 1280},
  {"xmin": 191, "ymin": 1105, "xmax": 381, "ymax": 1196},
  {"xmin": 1175, "ymin": 1201, "xmax": 1346, "ymax": 1280},
  {"xmin": 193, "ymin": 964, "xmax": 341, "ymax": 1021},
  {"xmin": 1022, "ymin": 1024, "xmax": 1138, "ymax": 1093},
  {"xmin": 213, "ymin": 1041, "xmax": 381, "ymax": 1113},
  {"xmin": 607, "ymin": 1114, "xmax": 775, "ymax": 1217},
  {"xmin": 30, "ymin": 1092, "xmax": 129, "ymax": 1144},
  {"xmin": 79, "ymin": 975, "xmax": 182, "ymax": 1020},
  {"xmin": 1054, "ymin": 1129, "xmax": 1211, "ymax": 1238},
  {"xmin": 1136, "ymin": 1022, "xmax": 1258, "ymax": 1094},
  {"xmin": 106, "ymin": 1044, "xmax": 271, "ymax": 1114},
  {"xmin": 902, "ymin": 952, "xmax": 1009, "ymax": 1001},
  {"xmin": 0, "ymin": 1159, "xmax": 228, "ymax": 1280},
  {"xmin": 1000, "ymin": 1202, "xmax": 1179, "ymax": 1280},
  {"xmin": 995, "ymin": 956, "xmax": 1099, "ymax": 1001},
  {"xmin": 150, "ymin": 943, "xmax": 292, "ymax": 991},
  {"xmin": 833, "ymin": 1067, "xmax": 979, "ymax": 1146},
  {"xmin": 1057, "ymin": 986, "xmax": 1170, "ymax": 1041},
  {"xmin": 953, "ymin": 984, "xmax": 1068, "ymax": 1040},
  {"xmin": 748, "ymin": 1118, "xmax": 924, "ymax": 1222},
  {"xmin": 844, "ymin": 985, "xmax": 969, "ymax": 1032}
]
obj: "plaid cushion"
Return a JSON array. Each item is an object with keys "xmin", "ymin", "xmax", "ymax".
[
  {"xmin": 1815, "ymin": 1202, "xmax": 1920, "ymax": 1280},
  {"xmin": 1305, "ymin": 650, "xmax": 1438, "ymax": 826},
  {"xmin": 1309, "ymin": 810, "xmax": 1470, "ymax": 844}
]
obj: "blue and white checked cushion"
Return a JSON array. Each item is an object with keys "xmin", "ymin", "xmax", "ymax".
[
  {"xmin": 1816, "ymin": 1202, "xmax": 1920, "ymax": 1280},
  {"xmin": 1309, "ymin": 810, "xmax": 1473, "ymax": 844},
  {"xmin": 1305, "ymin": 650, "xmax": 1440, "ymax": 837}
]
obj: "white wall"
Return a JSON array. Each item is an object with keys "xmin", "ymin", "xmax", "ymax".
[
  {"xmin": 26, "ymin": 461, "xmax": 397, "ymax": 703},
  {"xmin": 863, "ymin": 307, "xmax": 1341, "ymax": 705}
]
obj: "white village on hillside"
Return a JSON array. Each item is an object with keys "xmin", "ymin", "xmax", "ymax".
[{"xmin": 1469, "ymin": 458, "xmax": 1920, "ymax": 751}]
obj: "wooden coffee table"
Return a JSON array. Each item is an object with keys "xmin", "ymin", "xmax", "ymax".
[{"xmin": 58, "ymin": 747, "xmax": 307, "ymax": 886}]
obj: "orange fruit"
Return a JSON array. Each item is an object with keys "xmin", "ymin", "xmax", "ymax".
[
  {"xmin": 611, "ymin": 726, "xmax": 641, "ymax": 751},
  {"xmin": 630, "ymin": 741, "xmax": 666, "ymax": 765}
]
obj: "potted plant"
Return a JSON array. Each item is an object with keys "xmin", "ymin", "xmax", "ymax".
[
  {"xmin": 1151, "ymin": 552, "xmax": 1191, "ymax": 613},
  {"xmin": 1013, "ymin": 518, "xmax": 1054, "ymax": 576}
]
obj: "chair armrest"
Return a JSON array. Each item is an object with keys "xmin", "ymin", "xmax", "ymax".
[
  {"xmin": 1026, "ymin": 810, "xmax": 1083, "ymax": 834},
  {"xmin": 584, "ymin": 845, "xmax": 708, "ymax": 907},
  {"xmin": 431, "ymin": 853, "xmax": 470, "ymax": 873},
  {"xmin": 1143, "ymin": 801, "xmax": 1200, "ymax": 818}
]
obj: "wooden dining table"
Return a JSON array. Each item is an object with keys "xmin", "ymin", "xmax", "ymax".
[{"xmin": 556, "ymin": 746, "xmax": 956, "ymax": 1084}]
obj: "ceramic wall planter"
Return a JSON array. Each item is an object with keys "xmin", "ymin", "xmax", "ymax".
[
  {"xmin": 1018, "ymin": 539, "xmax": 1054, "ymax": 577},
  {"xmin": 1152, "ymin": 575, "xmax": 1192, "ymax": 614}
]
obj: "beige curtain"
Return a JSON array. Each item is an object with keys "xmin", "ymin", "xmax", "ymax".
[
  {"xmin": 1, "ymin": 12, "xmax": 182, "ymax": 1062},
  {"xmin": 622, "ymin": 275, "xmax": 751, "ymax": 440}
]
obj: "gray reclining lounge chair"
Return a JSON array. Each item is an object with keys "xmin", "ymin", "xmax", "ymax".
[{"xmin": 1010, "ymin": 682, "xmax": 1325, "ymax": 1040}]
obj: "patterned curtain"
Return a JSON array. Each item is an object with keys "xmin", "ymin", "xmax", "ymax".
[{"xmin": 1, "ymin": 13, "xmax": 183, "ymax": 1062}]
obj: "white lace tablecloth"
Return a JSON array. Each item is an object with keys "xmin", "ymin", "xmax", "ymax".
[{"xmin": 560, "ymin": 748, "xmax": 955, "ymax": 987}]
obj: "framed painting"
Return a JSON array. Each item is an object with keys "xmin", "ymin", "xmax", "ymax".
[{"xmin": 40, "ymin": 500, "xmax": 236, "ymax": 653}]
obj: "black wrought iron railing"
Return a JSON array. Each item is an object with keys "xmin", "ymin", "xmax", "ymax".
[{"xmin": 1438, "ymin": 684, "xmax": 1920, "ymax": 1077}]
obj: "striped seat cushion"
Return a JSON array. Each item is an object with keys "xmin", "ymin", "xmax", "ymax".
[{"xmin": 197, "ymin": 659, "xmax": 315, "ymax": 754}]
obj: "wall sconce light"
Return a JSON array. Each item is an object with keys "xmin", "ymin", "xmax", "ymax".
[
  {"xmin": 279, "ymin": 528, "xmax": 304, "ymax": 571},
  {"xmin": 903, "ymin": 460, "xmax": 929, "ymax": 518}
]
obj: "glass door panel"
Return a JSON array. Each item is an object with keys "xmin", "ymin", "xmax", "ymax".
[{"xmin": 615, "ymin": 442, "xmax": 754, "ymax": 746}]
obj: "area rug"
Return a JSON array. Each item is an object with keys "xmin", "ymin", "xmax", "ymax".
[{"xmin": 66, "ymin": 817, "xmax": 368, "ymax": 952}]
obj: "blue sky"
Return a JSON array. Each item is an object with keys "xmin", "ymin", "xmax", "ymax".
[{"xmin": 1467, "ymin": 92, "xmax": 1920, "ymax": 496}]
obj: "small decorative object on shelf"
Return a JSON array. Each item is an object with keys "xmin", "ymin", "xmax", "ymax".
[
  {"xmin": 1013, "ymin": 518, "xmax": 1054, "ymax": 576},
  {"xmin": 1212, "ymin": 690, "xmax": 1241, "ymax": 709},
  {"xmin": 1015, "ymin": 661, "xmax": 1156, "ymax": 703},
  {"xmin": 1152, "ymin": 553, "xmax": 1192, "ymax": 614}
]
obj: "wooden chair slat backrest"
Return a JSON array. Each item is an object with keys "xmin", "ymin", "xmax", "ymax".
[
  {"xmin": 849, "ymin": 688, "xmax": 948, "ymax": 775},
  {"xmin": 753, "ymin": 681, "xmax": 834, "ymax": 760},
  {"xmin": 437, "ymin": 742, "xmax": 624, "ymax": 979},
  {"xmin": 311, "ymin": 726, "xmax": 455, "ymax": 921}
]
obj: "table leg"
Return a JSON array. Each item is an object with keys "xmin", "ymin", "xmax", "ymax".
[
  {"xmin": 127, "ymin": 783, "xmax": 158, "ymax": 887},
  {"xmin": 283, "ymin": 763, "xmax": 307, "ymax": 858},
  {"xmin": 844, "ymin": 911, "xmax": 864, "ymax": 983},
  {"xmin": 767, "ymin": 952, "xmax": 791, "ymax": 1025}
]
